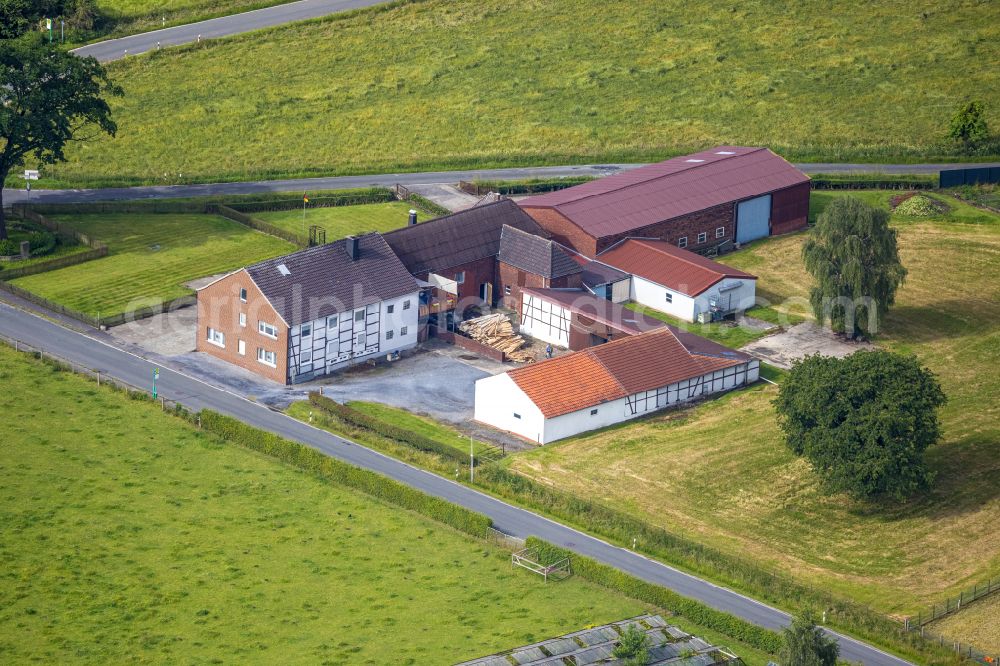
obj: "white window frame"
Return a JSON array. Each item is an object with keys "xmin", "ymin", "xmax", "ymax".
[
  {"xmin": 301, "ymin": 323, "xmax": 312, "ymax": 338},
  {"xmin": 327, "ymin": 314, "xmax": 338, "ymax": 328},
  {"xmin": 386, "ymin": 304, "xmax": 395, "ymax": 314},
  {"xmin": 678, "ymin": 237, "xmax": 688, "ymax": 248},
  {"xmin": 716, "ymin": 226, "xmax": 726, "ymax": 238},
  {"xmin": 504, "ymin": 285, "xmax": 512, "ymax": 295},
  {"xmin": 258, "ymin": 321, "xmax": 278, "ymax": 339},
  {"xmin": 239, "ymin": 312, "xmax": 247, "ymax": 327},
  {"xmin": 400, "ymin": 326, "xmax": 408, "ymax": 336},
  {"xmin": 206, "ymin": 327, "xmax": 225, "ymax": 348},
  {"xmin": 698, "ymin": 232, "xmax": 707, "ymax": 244},
  {"xmin": 238, "ymin": 340, "xmax": 246, "ymax": 356},
  {"xmin": 455, "ymin": 271, "xmax": 466, "ymax": 285},
  {"xmin": 239, "ymin": 288, "xmax": 247, "ymax": 303},
  {"xmin": 257, "ymin": 347, "xmax": 277, "ymax": 368},
  {"xmin": 386, "ymin": 330, "xmax": 394, "ymax": 340},
  {"xmin": 301, "ymin": 348, "xmax": 312, "ymax": 363},
  {"xmin": 326, "ymin": 341, "xmax": 338, "ymax": 355},
  {"xmin": 402, "ymin": 299, "xmax": 411, "ymax": 310},
  {"xmin": 354, "ymin": 310, "xmax": 365, "ymax": 322},
  {"xmin": 665, "ymin": 292, "xmax": 673, "ymax": 304}
]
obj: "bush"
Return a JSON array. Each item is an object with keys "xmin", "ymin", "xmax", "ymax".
[
  {"xmin": 27, "ymin": 230, "xmax": 57, "ymax": 257},
  {"xmin": 524, "ymin": 537, "xmax": 785, "ymax": 654},
  {"xmin": 198, "ymin": 410, "xmax": 492, "ymax": 539},
  {"xmin": 0, "ymin": 239, "xmax": 18, "ymax": 256},
  {"xmin": 892, "ymin": 193, "xmax": 950, "ymax": 217},
  {"xmin": 308, "ymin": 393, "xmax": 468, "ymax": 464}
]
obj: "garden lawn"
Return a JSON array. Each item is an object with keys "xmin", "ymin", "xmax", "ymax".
[
  {"xmin": 254, "ymin": 201, "xmax": 419, "ymax": 241},
  {"xmin": 40, "ymin": 0, "xmax": 1000, "ymax": 187},
  {"xmin": 0, "ymin": 345, "xmax": 661, "ymax": 665},
  {"xmin": 510, "ymin": 191, "xmax": 1000, "ymax": 617},
  {"xmin": 623, "ymin": 302, "xmax": 774, "ymax": 350},
  {"xmin": 10, "ymin": 213, "xmax": 294, "ymax": 319}
]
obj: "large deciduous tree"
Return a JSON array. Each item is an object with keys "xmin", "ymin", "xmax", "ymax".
[
  {"xmin": 779, "ymin": 611, "xmax": 839, "ymax": 666},
  {"xmin": 774, "ymin": 350, "xmax": 946, "ymax": 501},
  {"xmin": 0, "ymin": 35, "xmax": 121, "ymax": 239},
  {"xmin": 802, "ymin": 196, "xmax": 907, "ymax": 338},
  {"xmin": 948, "ymin": 100, "xmax": 989, "ymax": 151}
]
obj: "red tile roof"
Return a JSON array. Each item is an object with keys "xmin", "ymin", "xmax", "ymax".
[
  {"xmin": 598, "ymin": 239, "xmax": 755, "ymax": 296},
  {"xmin": 507, "ymin": 328, "xmax": 750, "ymax": 418},
  {"xmin": 519, "ymin": 147, "xmax": 809, "ymax": 239}
]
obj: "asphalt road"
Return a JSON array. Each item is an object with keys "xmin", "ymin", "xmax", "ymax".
[
  {"xmin": 0, "ymin": 300, "xmax": 912, "ymax": 666},
  {"xmin": 7, "ymin": 161, "xmax": 1000, "ymax": 205},
  {"xmin": 71, "ymin": 0, "xmax": 390, "ymax": 62}
]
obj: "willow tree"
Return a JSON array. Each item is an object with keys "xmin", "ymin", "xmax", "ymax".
[
  {"xmin": 802, "ymin": 196, "xmax": 906, "ymax": 338},
  {"xmin": 0, "ymin": 35, "xmax": 121, "ymax": 239}
]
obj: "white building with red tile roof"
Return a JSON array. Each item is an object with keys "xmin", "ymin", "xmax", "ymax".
[
  {"xmin": 596, "ymin": 239, "xmax": 758, "ymax": 322},
  {"xmin": 473, "ymin": 327, "xmax": 759, "ymax": 444}
]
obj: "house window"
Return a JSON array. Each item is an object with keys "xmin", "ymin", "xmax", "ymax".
[
  {"xmin": 513, "ymin": 413, "xmax": 521, "ymax": 420},
  {"xmin": 206, "ymin": 327, "xmax": 225, "ymax": 348},
  {"xmin": 258, "ymin": 321, "xmax": 278, "ymax": 338},
  {"xmin": 386, "ymin": 330, "xmax": 394, "ymax": 340},
  {"xmin": 301, "ymin": 348, "xmax": 312, "ymax": 363},
  {"xmin": 590, "ymin": 409, "xmax": 599, "ymax": 415},
  {"xmin": 239, "ymin": 288, "xmax": 247, "ymax": 303},
  {"xmin": 356, "ymin": 333, "xmax": 365, "ymax": 345},
  {"xmin": 665, "ymin": 292, "xmax": 673, "ymax": 304},
  {"xmin": 301, "ymin": 323, "xmax": 312, "ymax": 338},
  {"xmin": 698, "ymin": 232, "xmax": 707, "ymax": 244},
  {"xmin": 400, "ymin": 326, "xmax": 408, "ymax": 336},
  {"xmin": 327, "ymin": 341, "xmax": 338, "ymax": 355},
  {"xmin": 504, "ymin": 285, "xmax": 512, "ymax": 295},
  {"xmin": 716, "ymin": 226, "xmax": 726, "ymax": 238},
  {"xmin": 239, "ymin": 312, "xmax": 246, "ymax": 327},
  {"xmin": 402, "ymin": 299, "xmax": 411, "ymax": 310},
  {"xmin": 327, "ymin": 315, "xmax": 338, "ymax": 328},
  {"xmin": 238, "ymin": 340, "xmax": 245, "ymax": 356},
  {"xmin": 678, "ymin": 237, "xmax": 688, "ymax": 248},
  {"xmin": 256, "ymin": 348, "xmax": 276, "ymax": 367},
  {"xmin": 354, "ymin": 310, "xmax": 365, "ymax": 322},
  {"xmin": 455, "ymin": 271, "xmax": 465, "ymax": 284},
  {"xmin": 387, "ymin": 304, "xmax": 394, "ymax": 314}
]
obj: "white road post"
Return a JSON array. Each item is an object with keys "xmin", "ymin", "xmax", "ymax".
[{"xmin": 469, "ymin": 436, "xmax": 474, "ymax": 483}]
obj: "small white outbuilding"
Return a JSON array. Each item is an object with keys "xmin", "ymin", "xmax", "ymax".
[
  {"xmin": 474, "ymin": 327, "xmax": 759, "ymax": 444},
  {"xmin": 597, "ymin": 239, "xmax": 757, "ymax": 323}
]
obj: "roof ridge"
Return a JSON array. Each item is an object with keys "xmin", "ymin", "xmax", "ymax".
[
  {"xmin": 543, "ymin": 147, "xmax": 765, "ymax": 209},
  {"xmin": 384, "ymin": 198, "xmax": 512, "ymax": 237},
  {"xmin": 634, "ymin": 239, "xmax": 724, "ymax": 276}
]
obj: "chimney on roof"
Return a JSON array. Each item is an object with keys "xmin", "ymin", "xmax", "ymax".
[
  {"xmin": 346, "ymin": 236, "xmax": 359, "ymax": 261},
  {"xmin": 408, "ymin": 209, "xmax": 418, "ymax": 226}
]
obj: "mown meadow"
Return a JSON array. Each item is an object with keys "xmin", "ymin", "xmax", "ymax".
[
  {"xmin": 40, "ymin": 0, "xmax": 1000, "ymax": 187},
  {"xmin": 509, "ymin": 190, "xmax": 1000, "ymax": 619},
  {"xmin": 0, "ymin": 344, "xmax": 664, "ymax": 664}
]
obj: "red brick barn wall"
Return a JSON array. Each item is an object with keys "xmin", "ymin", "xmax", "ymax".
[
  {"xmin": 770, "ymin": 182, "xmax": 811, "ymax": 235},
  {"xmin": 568, "ymin": 314, "xmax": 637, "ymax": 351},
  {"xmin": 498, "ymin": 263, "xmax": 584, "ymax": 312},
  {"xmin": 520, "ymin": 207, "xmax": 599, "ymax": 257},
  {"xmin": 437, "ymin": 256, "xmax": 499, "ymax": 305},
  {"xmin": 595, "ymin": 202, "xmax": 736, "ymax": 255},
  {"xmin": 196, "ymin": 269, "xmax": 289, "ymax": 384}
]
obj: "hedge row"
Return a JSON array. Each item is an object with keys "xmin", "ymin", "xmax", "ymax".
[
  {"xmin": 458, "ymin": 176, "xmax": 595, "ymax": 196},
  {"xmin": 476, "ymin": 465, "xmax": 940, "ymax": 661},
  {"xmin": 308, "ymin": 392, "xmax": 468, "ymax": 464},
  {"xmin": 198, "ymin": 410, "xmax": 493, "ymax": 538},
  {"xmin": 403, "ymin": 193, "xmax": 451, "ymax": 217},
  {"xmin": 226, "ymin": 188, "xmax": 396, "ymax": 214},
  {"xmin": 209, "ymin": 204, "xmax": 305, "ymax": 246},
  {"xmin": 809, "ymin": 175, "xmax": 936, "ymax": 190},
  {"xmin": 524, "ymin": 537, "xmax": 784, "ymax": 654}
]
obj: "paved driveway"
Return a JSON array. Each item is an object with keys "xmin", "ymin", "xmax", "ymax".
[{"xmin": 741, "ymin": 322, "xmax": 873, "ymax": 369}]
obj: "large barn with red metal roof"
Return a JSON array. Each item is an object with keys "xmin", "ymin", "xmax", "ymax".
[
  {"xmin": 518, "ymin": 146, "xmax": 810, "ymax": 257},
  {"xmin": 474, "ymin": 327, "xmax": 759, "ymax": 444}
]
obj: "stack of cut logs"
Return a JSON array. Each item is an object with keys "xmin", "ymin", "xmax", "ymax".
[{"xmin": 458, "ymin": 313, "xmax": 535, "ymax": 363}]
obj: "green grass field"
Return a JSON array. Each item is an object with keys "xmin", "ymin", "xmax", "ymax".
[
  {"xmin": 10, "ymin": 213, "xmax": 293, "ymax": 318},
  {"xmin": 0, "ymin": 345, "xmax": 643, "ymax": 663},
  {"xmin": 40, "ymin": 0, "xmax": 999, "ymax": 187},
  {"xmin": 928, "ymin": 594, "xmax": 1000, "ymax": 654},
  {"xmin": 510, "ymin": 191, "xmax": 1000, "ymax": 617},
  {"xmin": 255, "ymin": 201, "xmax": 420, "ymax": 240},
  {"xmin": 623, "ymin": 301, "xmax": 776, "ymax": 350}
]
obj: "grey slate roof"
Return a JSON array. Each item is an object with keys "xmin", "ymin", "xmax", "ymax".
[
  {"xmin": 580, "ymin": 258, "xmax": 629, "ymax": 288},
  {"xmin": 498, "ymin": 224, "xmax": 582, "ymax": 279},
  {"xmin": 383, "ymin": 199, "xmax": 547, "ymax": 275},
  {"xmin": 246, "ymin": 233, "xmax": 418, "ymax": 327}
]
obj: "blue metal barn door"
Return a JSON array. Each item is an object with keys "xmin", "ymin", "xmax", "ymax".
[{"xmin": 736, "ymin": 195, "xmax": 772, "ymax": 244}]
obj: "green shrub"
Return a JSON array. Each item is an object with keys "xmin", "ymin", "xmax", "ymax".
[
  {"xmin": 525, "ymin": 537, "xmax": 784, "ymax": 654},
  {"xmin": 27, "ymin": 230, "xmax": 57, "ymax": 257},
  {"xmin": 198, "ymin": 410, "xmax": 492, "ymax": 539},
  {"xmin": 0, "ymin": 239, "xmax": 18, "ymax": 256},
  {"xmin": 892, "ymin": 194, "xmax": 950, "ymax": 217},
  {"xmin": 308, "ymin": 392, "xmax": 468, "ymax": 464}
]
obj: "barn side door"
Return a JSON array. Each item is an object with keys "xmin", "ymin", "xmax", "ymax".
[{"xmin": 736, "ymin": 195, "xmax": 772, "ymax": 244}]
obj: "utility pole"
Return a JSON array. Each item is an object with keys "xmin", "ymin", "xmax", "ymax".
[
  {"xmin": 61, "ymin": 19, "xmax": 64, "ymax": 43},
  {"xmin": 302, "ymin": 192, "xmax": 309, "ymax": 242}
]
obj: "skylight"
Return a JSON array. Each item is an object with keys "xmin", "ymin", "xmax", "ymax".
[
  {"xmin": 277, "ymin": 264, "xmax": 291, "ymax": 276},
  {"xmin": 685, "ymin": 159, "xmax": 705, "ymax": 163},
  {"xmin": 715, "ymin": 151, "xmax": 735, "ymax": 155}
]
